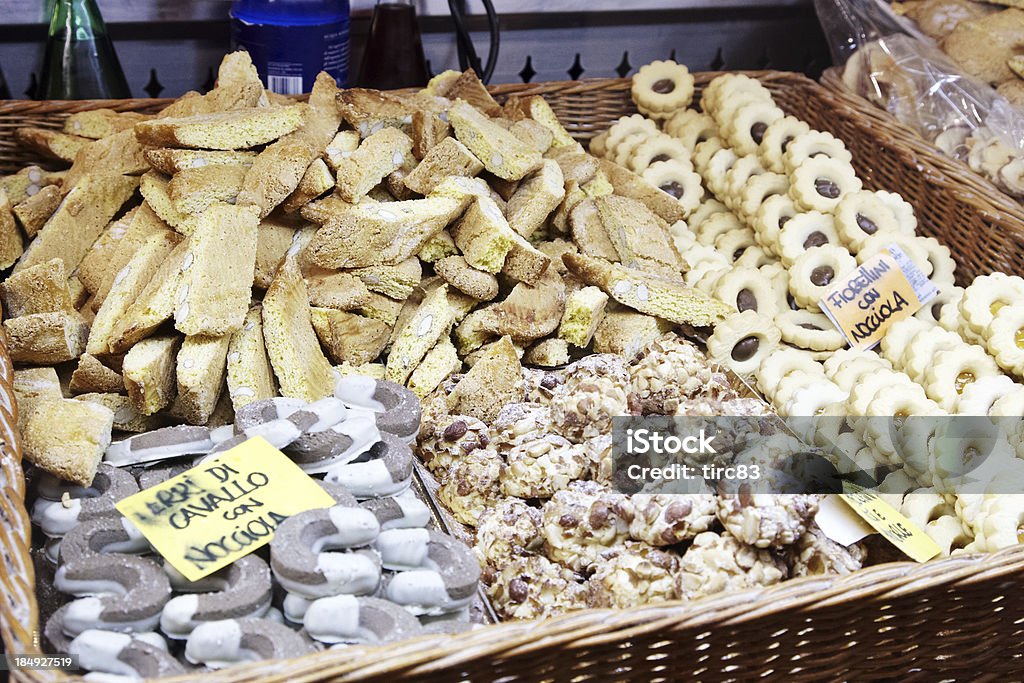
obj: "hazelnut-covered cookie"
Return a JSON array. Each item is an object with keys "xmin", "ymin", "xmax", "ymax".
[
  {"xmin": 628, "ymin": 334, "xmax": 713, "ymax": 414},
  {"xmin": 586, "ymin": 542, "xmax": 680, "ymax": 608},
  {"xmin": 675, "ymin": 530, "xmax": 787, "ymax": 600}
]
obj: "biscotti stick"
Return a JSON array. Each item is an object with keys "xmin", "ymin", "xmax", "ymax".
[
  {"xmin": 108, "ymin": 242, "xmax": 188, "ymax": 353},
  {"xmin": 403, "ymin": 137, "xmax": 484, "ymax": 195},
  {"xmin": 22, "ymin": 399, "xmax": 114, "ymax": 486},
  {"xmin": 226, "ymin": 306, "xmax": 277, "ymax": 411},
  {"xmin": 135, "ymin": 104, "xmax": 308, "ymax": 150},
  {"xmin": 174, "ymin": 334, "xmax": 231, "ymax": 425},
  {"xmin": 282, "ymin": 158, "xmax": 335, "ymax": 214},
  {"xmin": 92, "ymin": 203, "xmax": 171, "ymax": 310},
  {"xmin": 504, "ymin": 94, "xmax": 580, "ymax": 149},
  {"xmin": 407, "ymin": 337, "xmax": 461, "ymax": 398},
  {"xmin": 63, "ymin": 129, "xmax": 150, "ymax": 191},
  {"xmin": 310, "ymin": 307, "xmax": 390, "ymax": 366},
  {"xmin": 140, "ymin": 172, "xmax": 200, "ymax": 236},
  {"xmin": 305, "ymin": 269, "xmax": 371, "ymax": 311},
  {"xmin": 158, "ymin": 51, "xmax": 265, "ymax": 118},
  {"xmin": 13, "ymin": 366, "xmax": 62, "ymax": 427},
  {"xmin": 86, "ymin": 230, "xmax": 183, "ymax": 356},
  {"xmin": 262, "ymin": 256, "xmax": 334, "ymax": 402},
  {"xmin": 75, "ymin": 393, "xmax": 166, "ymax": 433},
  {"xmin": 447, "ymin": 336, "xmax": 523, "ymax": 423},
  {"xmin": 238, "ymin": 73, "xmax": 343, "ymax": 217},
  {"xmin": 0, "ymin": 258, "xmax": 74, "ymax": 317},
  {"xmin": 349, "ymin": 258, "xmax": 422, "ymax": 300},
  {"xmin": 15, "ymin": 173, "xmax": 138, "ymax": 275},
  {"xmin": 598, "ymin": 159, "xmax": 686, "ymax": 224},
  {"xmin": 123, "ymin": 335, "xmax": 180, "ymax": 415},
  {"xmin": 558, "ymin": 286, "xmax": 609, "ymax": 347},
  {"xmin": 174, "ymin": 203, "xmax": 259, "ymax": 336},
  {"xmin": 64, "ymin": 109, "xmax": 151, "ymax": 139},
  {"xmin": 448, "ymin": 101, "xmax": 542, "ymax": 182},
  {"xmin": 69, "ymin": 354, "xmax": 124, "ymax": 396},
  {"xmin": 144, "ymin": 148, "xmax": 256, "ymax": 175},
  {"xmin": 12, "ymin": 184, "xmax": 61, "ymax": 238},
  {"xmin": 564, "ymin": 252, "xmax": 732, "ymax": 326},
  {"xmin": 449, "ymin": 195, "xmax": 515, "ymax": 273},
  {"xmin": 77, "ymin": 207, "xmax": 138, "ymax": 297},
  {"xmin": 505, "ymin": 160, "xmax": 565, "ymax": 238},
  {"xmin": 333, "ymin": 127, "xmax": 414, "ymax": 203},
  {"xmin": 168, "ymin": 164, "xmax": 247, "ymax": 215},
  {"xmin": 386, "ymin": 284, "xmax": 456, "ymax": 386},
  {"xmin": 594, "ymin": 194, "xmax": 682, "ymax": 274},
  {"xmin": 14, "ymin": 127, "xmax": 91, "ymax": 163},
  {"xmin": 4, "ymin": 311, "xmax": 88, "ymax": 364}
]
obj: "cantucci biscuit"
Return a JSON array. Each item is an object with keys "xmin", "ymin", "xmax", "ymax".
[
  {"xmin": 563, "ymin": 252, "xmax": 732, "ymax": 327},
  {"xmin": 403, "ymin": 137, "xmax": 484, "ymax": 196},
  {"xmin": 158, "ymin": 51, "xmax": 265, "ymax": 117},
  {"xmin": 506, "ymin": 159, "xmax": 566, "ymax": 238},
  {"xmin": 14, "ymin": 173, "xmax": 138, "ymax": 274},
  {"xmin": 594, "ymin": 194, "xmax": 682, "ymax": 275},
  {"xmin": 76, "ymin": 205, "xmax": 137, "ymax": 296},
  {"xmin": 448, "ymin": 336, "xmax": 523, "ymax": 422},
  {"xmin": 349, "ymin": 258, "xmax": 422, "ymax": 300},
  {"xmin": 282, "ymin": 158, "xmax": 335, "ymax": 213},
  {"xmin": 63, "ymin": 129, "xmax": 149, "ymax": 190},
  {"xmin": 261, "ymin": 256, "xmax": 334, "ymax": 401},
  {"xmin": 410, "ymin": 107, "xmax": 452, "ymax": 160},
  {"xmin": 168, "ymin": 164, "xmax": 247, "ymax": 215},
  {"xmin": 123, "ymin": 335, "xmax": 181, "ymax": 415},
  {"xmin": 504, "ymin": 94, "xmax": 579, "ymax": 149},
  {"xmin": 69, "ymin": 354, "xmax": 124, "ymax": 396},
  {"xmin": 92, "ymin": 204, "xmax": 171, "ymax": 310},
  {"xmin": 4, "ymin": 311, "xmax": 88, "ymax": 364},
  {"xmin": 333, "ymin": 126, "xmax": 414, "ymax": 203},
  {"xmin": 558, "ymin": 286, "xmax": 609, "ymax": 347},
  {"xmin": 12, "ymin": 184, "xmax": 61, "ymax": 238},
  {"xmin": 22, "ymin": 399, "xmax": 114, "ymax": 486},
  {"xmin": 323, "ymin": 130, "xmax": 361, "ymax": 172},
  {"xmin": 174, "ymin": 334, "xmax": 231, "ymax": 425},
  {"xmin": 598, "ymin": 158, "xmax": 687, "ymax": 225},
  {"xmin": 86, "ymin": 230, "xmax": 183, "ymax": 356},
  {"xmin": 108, "ymin": 242, "xmax": 189, "ymax": 353},
  {"xmin": 253, "ymin": 217, "xmax": 302, "ymax": 289},
  {"xmin": 570, "ymin": 198, "xmax": 619, "ymax": 261},
  {"xmin": 13, "ymin": 366, "xmax": 63, "ymax": 426},
  {"xmin": 356, "ymin": 291, "xmax": 405, "ymax": 326},
  {"xmin": 408, "ymin": 336, "xmax": 461, "ymax": 398},
  {"xmin": 444, "ymin": 69, "xmax": 502, "ymax": 115},
  {"xmin": 310, "ymin": 307, "xmax": 390, "ymax": 366},
  {"xmin": 226, "ymin": 305, "xmax": 277, "ymax": 410},
  {"xmin": 238, "ymin": 73, "xmax": 343, "ymax": 217},
  {"xmin": 64, "ymin": 108, "xmax": 151, "ymax": 139},
  {"xmin": 523, "ymin": 338, "xmax": 571, "ymax": 367},
  {"xmin": 174, "ymin": 203, "xmax": 259, "ymax": 336},
  {"xmin": 74, "ymin": 393, "xmax": 166, "ymax": 433},
  {"xmin": 434, "ymin": 255, "xmax": 499, "ymax": 300},
  {"xmin": 144, "ymin": 148, "xmax": 256, "ymax": 175},
  {"xmin": 336, "ymin": 87, "xmax": 416, "ymax": 136},
  {"xmin": 14, "ymin": 127, "xmax": 90, "ymax": 163},
  {"xmin": 0, "ymin": 258, "xmax": 74, "ymax": 317},
  {"xmin": 385, "ymin": 284, "xmax": 456, "ymax": 385},
  {"xmin": 302, "ymin": 267, "xmax": 369, "ymax": 312},
  {"xmin": 450, "ymin": 195, "xmax": 516, "ymax": 273},
  {"xmin": 135, "ymin": 104, "xmax": 308, "ymax": 150},
  {"xmin": 449, "ymin": 101, "xmax": 543, "ymax": 182},
  {"xmin": 307, "ymin": 195, "xmax": 465, "ymax": 268},
  {"xmin": 140, "ymin": 171, "xmax": 200, "ymax": 235}
]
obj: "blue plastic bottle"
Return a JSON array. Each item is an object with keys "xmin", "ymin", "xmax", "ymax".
[{"xmin": 230, "ymin": 0, "xmax": 350, "ymax": 94}]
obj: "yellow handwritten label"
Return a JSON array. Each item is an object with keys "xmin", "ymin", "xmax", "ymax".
[
  {"xmin": 819, "ymin": 245, "xmax": 939, "ymax": 351},
  {"xmin": 115, "ymin": 437, "xmax": 336, "ymax": 582},
  {"xmin": 840, "ymin": 482, "xmax": 941, "ymax": 562}
]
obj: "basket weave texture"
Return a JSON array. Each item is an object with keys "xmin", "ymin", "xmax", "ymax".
[{"xmin": 1, "ymin": 73, "xmax": 1023, "ymax": 682}]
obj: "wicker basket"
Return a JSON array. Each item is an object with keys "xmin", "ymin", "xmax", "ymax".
[{"xmin": 3, "ymin": 73, "xmax": 1024, "ymax": 682}]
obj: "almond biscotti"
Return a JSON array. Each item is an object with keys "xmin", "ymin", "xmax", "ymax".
[
  {"xmin": 168, "ymin": 164, "xmax": 248, "ymax": 215},
  {"xmin": 403, "ymin": 137, "xmax": 484, "ymax": 195},
  {"xmin": 108, "ymin": 241, "xmax": 189, "ymax": 353},
  {"xmin": 449, "ymin": 101, "xmax": 543, "ymax": 181},
  {"xmin": 12, "ymin": 184, "xmax": 62, "ymax": 238},
  {"xmin": 0, "ymin": 258, "xmax": 74, "ymax": 317},
  {"xmin": 135, "ymin": 104, "xmax": 308, "ymax": 150},
  {"xmin": 122, "ymin": 334, "xmax": 180, "ymax": 415},
  {"xmin": 310, "ymin": 307, "xmax": 391, "ymax": 366},
  {"xmin": 69, "ymin": 354, "xmax": 124, "ymax": 396},
  {"xmin": 144, "ymin": 148, "xmax": 256, "ymax": 175},
  {"xmin": 64, "ymin": 108, "xmax": 151, "ymax": 139},
  {"xmin": 4, "ymin": 311, "xmax": 89, "ymax": 364},
  {"xmin": 332, "ymin": 126, "xmax": 414, "ymax": 202},
  {"xmin": 174, "ymin": 334, "xmax": 231, "ymax": 425},
  {"xmin": 225, "ymin": 305, "xmax": 277, "ymax": 410},
  {"xmin": 22, "ymin": 398, "xmax": 114, "ymax": 486},
  {"xmin": 14, "ymin": 127, "xmax": 91, "ymax": 163}
]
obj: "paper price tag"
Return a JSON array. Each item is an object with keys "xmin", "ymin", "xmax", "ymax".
[
  {"xmin": 819, "ymin": 244, "xmax": 939, "ymax": 351},
  {"xmin": 115, "ymin": 437, "xmax": 336, "ymax": 582},
  {"xmin": 840, "ymin": 482, "xmax": 941, "ymax": 563}
]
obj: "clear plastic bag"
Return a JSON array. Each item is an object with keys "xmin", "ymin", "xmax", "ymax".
[{"xmin": 813, "ymin": 0, "xmax": 1024, "ymax": 198}]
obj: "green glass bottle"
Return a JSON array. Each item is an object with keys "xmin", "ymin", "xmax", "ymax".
[{"xmin": 37, "ymin": 0, "xmax": 131, "ymax": 99}]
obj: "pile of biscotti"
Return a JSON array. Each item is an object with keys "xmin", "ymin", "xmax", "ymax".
[{"xmin": 2, "ymin": 51, "xmax": 729, "ymax": 487}]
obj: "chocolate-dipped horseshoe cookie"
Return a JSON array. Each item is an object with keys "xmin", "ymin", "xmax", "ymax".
[
  {"xmin": 270, "ymin": 504, "xmax": 382, "ymax": 598},
  {"xmin": 160, "ymin": 555, "xmax": 273, "ymax": 639},
  {"xmin": 334, "ymin": 376, "xmax": 422, "ymax": 443},
  {"xmin": 55, "ymin": 554, "xmax": 171, "ymax": 636},
  {"xmin": 303, "ymin": 595, "xmax": 424, "ymax": 645},
  {"xmin": 69, "ymin": 630, "xmax": 186, "ymax": 678},
  {"xmin": 184, "ymin": 617, "xmax": 314, "ymax": 669},
  {"xmin": 378, "ymin": 530, "xmax": 481, "ymax": 614},
  {"xmin": 323, "ymin": 432, "xmax": 414, "ymax": 499},
  {"xmin": 58, "ymin": 516, "xmax": 150, "ymax": 564},
  {"xmin": 360, "ymin": 491, "xmax": 432, "ymax": 530},
  {"xmin": 32, "ymin": 465, "xmax": 139, "ymax": 538},
  {"xmin": 105, "ymin": 425, "xmax": 215, "ymax": 467},
  {"xmin": 287, "ymin": 413, "xmax": 380, "ymax": 474}
]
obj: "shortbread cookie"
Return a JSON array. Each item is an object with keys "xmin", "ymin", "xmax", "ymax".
[
  {"xmin": 715, "ymin": 228, "xmax": 757, "ymax": 264},
  {"xmin": 604, "ymin": 115, "xmax": 659, "ymax": 160},
  {"xmin": 924, "ymin": 346, "xmax": 1000, "ymax": 411},
  {"xmin": 135, "ymin": 104, "xmax": 307, "ymax": 150},
  {"xmin": 737, "ymin": 172, "xmax": 788, "ymax": 221},
  {"xmin": 703, "ymin": 147, "xmax": 740, "ymax": 197},
  {"xmin": 777, "ymin": 212, "xmax": 841, "ymax": 268},
  {"xmin": 789, "ymin": 157, "xmax": 862, "ymax": 212},
  {"xmin": 174, "ymin": 203, "xmax": 260, "ymax": 336},
  {"xmin": 631, "ymin": 60, "xmax": 695, "ymax": 119},
  {"xmin": 788, "ymin": 245, "xmax": 857, "ymax": 309},
  {"xmin": 14, "ymin": 173, "xmax": 138, "ymax": 275},
  {"xmin": 628, "ymin": 135, "xmax": 691, "ymax": 174},
  {"xmin": 918, "ymin": 236, "xmax": 957, "ymax": 289},
  {"xmin": 901, "ymin": 327, "xmax": 964, "ymax": 382},
  {"xmin": 758, "ymin": 116, "xmax": 811, "ymax": 173},
  {"xmin": 917, "ymin": 285, "xmax": 963, "ymax": 326},
  {"xmin": 706, "ymin": 310, "xmax": 782, "ymax": 375},
  {"xmin": 856, "ymin": 232, "xmax": 933, "ymax": 277},
  {"xmin": 782, "ymin": 130, "xmax": 853, "ymax": 174},
  {"xmin": 960, "ymin": 273, "xmax": 1024, "ymax": 338},
  {"xmin": 3, "ymin": 311, "xmax": 88, "ymax": 364},
  {"xmin": 986, "ymin": 304, "xmax": 1024, "ymax": 376},
  {"xmin": 641, "ymin": 160, "xmax": 703, "ymax": 216},
  {"xmin": 753, "ymin": 194, "xmax": 798, "ymax": 255},
  {"xmin": 0, "ymin": 258, "xmax": 74, "ymax": 317},
  {"xmin": 713, "ymin": 267, "xmax": 779, "ymax": 317},
  {"xmin": 664, "ymin": 110, "xmax": 718, "ymax": 150},
  {"xmin": 723, "ymin": 155, "xmax": 768, "ymax": 200},
  {"xmin": 722, "ymin": 100, "xmax": 785, "ymax": 156},
  {"xmin": 23, "ymin": 399, "xmax": 114, "ymax": 486},
  {"xmin": 123, "ymin": 335, "xmax": 181, "ymax": 415},
  {"xmin": 873, "ymin": 190, "xmax": 917, "ymax": 233},
  {"xmin": 833, "ymin": 190, "xmax": 903, "ymax": 250},
  {"xmin": 755, "ymin": 346, "xmax": 824, "ymax": 397},
  {"xmin": 262, "ymin": 256, "xmax": 335, "ymax": 402},
  {"xmin": 696, "ymin": 211, "xmax": 744, "ymax": 247},
  {"xmin": 776, "ymin": 310, "xmax": 845, "ymax": 352},
  {"xmin": 956, "ymin": 374, "xmax": 1019, "ymax": 416}
]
